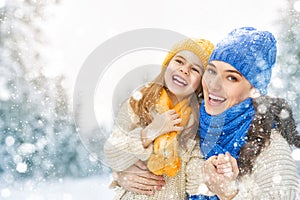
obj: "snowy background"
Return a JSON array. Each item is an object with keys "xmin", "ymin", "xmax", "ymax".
[{"xmin": 0, "ymin": 0, "xmax": 300, "ymax": 199}]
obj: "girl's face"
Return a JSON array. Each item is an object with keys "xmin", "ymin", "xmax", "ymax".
[
  {"xmin": 202, "ymin": 61, "xmax": 253, "ymax": 115},
  {"xmin": 164, "ymin": 50, "xmax": 203, "ymax": 100}
]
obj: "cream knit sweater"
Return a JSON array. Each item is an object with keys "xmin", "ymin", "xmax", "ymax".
[
  {"xmin": 104, "ymin": 100, "xmax": 300, "ymax": 199},
  {"xmin": 104, "ymin": 100, "xmax": 211, "ymax": 200},
  {"xmin": 233, "ymin": 130, "xmax": 300, "ymax": 199}
]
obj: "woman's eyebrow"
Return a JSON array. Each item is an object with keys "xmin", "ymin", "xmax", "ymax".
[
  {"xmin": 226, "ymin": 69, "xmax": 243, "ymax": 77},
  {"xmin": 207, "ymin": 63, "xmax": 216, "ymax": 68},
  {"xmin": 208, "ymin": 63, "xmax": 242, "ymax": 77}
]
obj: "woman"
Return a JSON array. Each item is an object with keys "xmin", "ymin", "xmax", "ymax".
[
  {"xmin": 104, "ymin": 38, "xmax": 227, "ymax": 199},
  {"xmin": 193, "ymin": 27, "xmax": 300, "ymax": 199}
]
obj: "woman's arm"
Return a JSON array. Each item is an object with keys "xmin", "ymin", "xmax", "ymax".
[
  {"xmin": 186, "ymin": 138, "xmax": 216, "ymax": 196},
  {"xmin": 112, "ymin": 160, "xmax": 166, "ymax": 195},
  {"xmin": 234, "ymin": 131, "xmax": 299, "ymax": 199}
]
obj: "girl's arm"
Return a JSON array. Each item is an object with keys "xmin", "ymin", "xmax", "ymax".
[{"xmin": 104, "ymin": 100, "xmax": 153, "ymax": 171}]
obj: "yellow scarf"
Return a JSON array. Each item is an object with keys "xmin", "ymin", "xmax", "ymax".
[{"xmin": 147, "ymin": 88, "xmax": 191, "ymax": 177}]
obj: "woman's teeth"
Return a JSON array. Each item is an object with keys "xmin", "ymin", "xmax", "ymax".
[{"xmin": 209, "ymin": 94, "xmax": 225, "ymax": 102}]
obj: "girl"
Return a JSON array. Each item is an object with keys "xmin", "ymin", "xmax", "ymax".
[{"xmin": 104, "ymin": 38, "xmax": 232, "ymax": 199}]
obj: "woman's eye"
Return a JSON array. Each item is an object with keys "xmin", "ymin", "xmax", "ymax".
[
  {"xmin": 228, "ymin": 76, "xmax": 237, "ymax": 81},
  {"xmin": 207, "ymin": 68, "xmax": 216, "ymax": 74}
]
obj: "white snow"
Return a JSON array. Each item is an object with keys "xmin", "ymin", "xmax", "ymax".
[{"xmin": 0, "ymin": 176, "xmax": 114, "ymax": 200}]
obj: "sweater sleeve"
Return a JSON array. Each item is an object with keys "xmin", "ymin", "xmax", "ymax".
[
  {"xmin": 185, "ymin": 137, "xmax": 215, "ymax": 196},
  {"xmin": 103, "ymin": 100, "xmax": 153, "ymax": 171},
  {"xmin": 234, "ymin": 130, "xmax": 300, "ymax": 199}
]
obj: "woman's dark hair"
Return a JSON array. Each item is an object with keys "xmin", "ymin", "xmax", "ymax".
[{"xmin": 238, "ymin": 96, "xmax": 300, "ymax": 176}]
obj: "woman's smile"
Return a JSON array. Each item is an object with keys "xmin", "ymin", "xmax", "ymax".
[{"xmin": 207, "ymin": 93, "xmax": 226, "ymax": 105}]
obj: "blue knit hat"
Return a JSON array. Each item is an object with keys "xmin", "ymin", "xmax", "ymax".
[{"xmin": 209, "ymin": 27, "xmax": 277, "ymax": 95}]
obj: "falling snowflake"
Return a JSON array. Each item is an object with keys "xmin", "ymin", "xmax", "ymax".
[
  {"xmin": 1, "ymin": 188, "xmax": 11, "ymax": 198},
  {"xmin": 17, "ymin": 143, "xmax": 36, "ymax": 156},
  {"xmin": 292, "ymin": 149, "xmax": 300, "ymax": 161},
  {"xmin": 257, "ymin": 104, "xmax": 267, "ymax": 114},
  {"xmin": 294, "ymin": 1, "xmax": 300, "ymax": 12},
  {"xmin": 132, "ymin": 90, "xmax": 143, "ymax": 101},
  {"xmin": 16, "ymin": 162, "xmax": 28, "ymax": 173},
  {"xmin": 272, "ymin": 174, "xmax": 282, "ymax": 184},
  {"xmin": 5, "ymin": 136, "xmax": 15, "ymax": 146},
  {"xmin": 279, "ymin": 109, "xmax": 290, "ymax": 119}
]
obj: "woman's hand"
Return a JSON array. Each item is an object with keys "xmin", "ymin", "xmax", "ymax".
[
  {"xmin": 203, "ymin": 152, "xmax": 239, "ymax": 200},
  {"xmin": 213, "ymin": 152, "xmax": 238, "ymax": 178},
  {"xmin": 115, "ymin": 160, "xmax": 166, "ymax": 195},
  {"xmin": 141, "ymin": 109, "xmax": 183, "ymax": 148}
]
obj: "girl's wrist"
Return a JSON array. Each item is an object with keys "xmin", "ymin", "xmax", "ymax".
[{"xmin": 141, "ymin": 125, "xmax": 157, "ymax": 148}]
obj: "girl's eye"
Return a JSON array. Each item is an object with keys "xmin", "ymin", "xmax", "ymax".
[
  {"xmin": 175, "ymin": 59, "xmax": 184, "ymax": 64},
  {"xmin": 192, "ymin": 67, "xmax": 200, "ymax": 73}
]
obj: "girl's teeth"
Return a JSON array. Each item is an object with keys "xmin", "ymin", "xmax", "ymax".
[{"xmin": 173, "ymin": 75, "xmax": 187, "ymax": 86}]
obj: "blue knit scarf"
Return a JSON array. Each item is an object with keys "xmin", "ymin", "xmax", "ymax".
[{"xmin": 189, "ymin": 98, "xmax": 255, "ymax": 200}]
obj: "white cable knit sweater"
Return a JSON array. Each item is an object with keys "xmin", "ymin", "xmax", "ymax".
[
  {"xmin": 104, "ymin": 100, "xmax": 300, "ymax": 200},
  {"xmin": 104, "ymin": 100, "xmax": 211, "ymax": 200},
  {"xmin": 233, "ymin": 130, "xmax": 300, "ymax": 199}
]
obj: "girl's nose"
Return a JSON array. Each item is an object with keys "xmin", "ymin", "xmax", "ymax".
[{"xmin": 179, "ymin": 65, "xmax": 189, "ymax": 75}]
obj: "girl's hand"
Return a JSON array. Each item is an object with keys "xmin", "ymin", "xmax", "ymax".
[{"xmin": 141, "ymin": 109, "xmax": 183, "ymax": 148}]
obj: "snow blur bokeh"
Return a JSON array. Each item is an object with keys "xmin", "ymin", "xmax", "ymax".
[{"xmin": 0, "ymin": 0, "xmax": 300, "ymax": 199}]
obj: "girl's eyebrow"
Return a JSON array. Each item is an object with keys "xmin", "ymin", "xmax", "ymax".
[
  {"xmin": 176, "ymin": 55, "xmax": 203, "ymax": 69},
  {"xmin": 174, "ymin": 55, "xmax": 186, "ymax": 60}
]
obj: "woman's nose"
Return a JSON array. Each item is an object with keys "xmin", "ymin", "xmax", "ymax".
[{"xmin": 206, "ymin": 75, "xmax": 222, "ymax": 91}]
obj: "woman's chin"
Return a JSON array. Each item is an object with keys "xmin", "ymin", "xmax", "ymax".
[{"xmin": 205, "ymin": 105, "xmax": 225, "ymax": 116}]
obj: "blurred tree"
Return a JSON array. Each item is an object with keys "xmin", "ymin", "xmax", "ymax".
[
  {"xmin": 269, "ymin": 0, "xmax": 300, "ymax": 123},
  {"xmin": 0, "ymin": 0, "xmax": 103, "ymax": 183}
]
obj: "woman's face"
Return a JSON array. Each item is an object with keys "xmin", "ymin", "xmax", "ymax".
[
  {"xmin": 164, "ymin": 50, "xmax": 203, "ymax": 100},
  {"xmin": 202, "ymin": 61, "xmax": 253, "ymax": 115}
]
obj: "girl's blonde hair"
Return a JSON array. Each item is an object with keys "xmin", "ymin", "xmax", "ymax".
[{"xmin": 130, "ymin": 38, "xmax": 214, "ymax": 146}]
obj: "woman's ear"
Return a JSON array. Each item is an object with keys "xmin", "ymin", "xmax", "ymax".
[{"xmin": 249, "ymin": 88, "xmax": 261, "ymax": 98}]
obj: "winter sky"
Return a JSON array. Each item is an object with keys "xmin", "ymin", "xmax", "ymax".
[
  {"xmin": 44, "ymin": 0, "xmax": 291, "ymax": 85},
  {"xmin": 42, "ymin": 0, "xmax": 299, "ymax": 127}
]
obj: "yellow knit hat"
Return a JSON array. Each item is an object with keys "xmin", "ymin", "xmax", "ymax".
[{"xmin": 162, "ymin": 38, "xmax": 214, "ymax": 70}]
